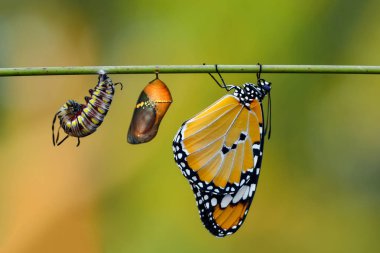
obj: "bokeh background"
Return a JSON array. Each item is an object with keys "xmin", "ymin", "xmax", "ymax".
[{"xmin": 1, "ymin": 0, "xmax": 380, "ymax": 252}]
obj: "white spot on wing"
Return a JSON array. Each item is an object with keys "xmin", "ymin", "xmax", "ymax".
[
  {"xmin": 220, "ymin": 194, "xmax": 233, "ymax": 208},
  {"xmin": 232, "ymin": 185, "xmax": 248, "ymax": 203},
  {"xmin": 211, "ymin": 198, "xmax": 217, "ymax": 206},
  {"xmin": 243, "ymin": 186, "xmax": 249, "ymax": 200},
  {"xmin": 249, "ymin": 184, "xmax": 256, "ymax": 197},
  {"xmin": 252, "ymin": 144, "xmax": 260, "ymax": 150}
]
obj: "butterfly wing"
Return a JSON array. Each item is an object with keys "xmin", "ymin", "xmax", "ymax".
[
  {"xmin": 173, "ymin": 94, "xmax": 264, "ymax": 195},
  {"xmin": 190, "ymin": 176, "xmax": 259, "ymax": 237},
  {"xmin": 188, "ymin": 99, "xmax": 264, "ymax": 237}
]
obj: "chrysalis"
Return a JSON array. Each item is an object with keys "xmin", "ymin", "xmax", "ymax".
[{"xmin": 127, "ymin": 78, "xmax": 172, "ymax": 144}]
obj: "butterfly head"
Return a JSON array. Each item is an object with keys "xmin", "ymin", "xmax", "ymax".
[{"xmin": 256, "ymin": 79, "xmax": 271, "ymax": 99}]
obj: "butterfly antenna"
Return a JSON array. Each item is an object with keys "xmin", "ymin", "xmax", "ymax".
[{"xmin": 266, "ymin": 91, "xmax": 272, "ymax": 140}]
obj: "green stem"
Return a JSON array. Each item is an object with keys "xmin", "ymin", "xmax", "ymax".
[{"xmin": 0, "ymin": 65, "xmax": 380, "ymax": 76}]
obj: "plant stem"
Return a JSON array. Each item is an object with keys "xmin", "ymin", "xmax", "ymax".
[{"xmin": 0, "ymin": 65, "xmax": 380, "ymax": 76}]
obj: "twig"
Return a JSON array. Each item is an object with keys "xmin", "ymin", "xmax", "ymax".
[{"xmin": 0, "ymin": 65, "xmax": 380, "ymax": 76}]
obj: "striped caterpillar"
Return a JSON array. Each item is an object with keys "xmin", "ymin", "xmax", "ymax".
[{"xmin": 52, "ymin": 72, "xmax": 123, "ymax": 146}]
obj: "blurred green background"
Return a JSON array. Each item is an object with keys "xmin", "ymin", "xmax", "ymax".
[{"xmin": 1, "ymin": 0, "xmax": 380, "ymax": 252}]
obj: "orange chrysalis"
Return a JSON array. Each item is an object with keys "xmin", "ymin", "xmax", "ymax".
[{"xmin": 127, "ymin": 78, "xmax": 172, "ymax": 144}]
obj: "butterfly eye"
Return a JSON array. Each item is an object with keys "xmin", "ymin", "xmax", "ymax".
[
  {"xmin": 263, "ymin": 84, "xmax": 271, "ymax": 92},
  {"xmin": 52, "ymin": 73, "xmax": 122, "ymax": 147},
  {"xmin": 127, "ymin": 78, "xmax": 172, "ymax": 144}
]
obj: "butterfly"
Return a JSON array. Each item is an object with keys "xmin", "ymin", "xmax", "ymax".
[{"xmin": 173, "ymin": 65, "xmax": 271, "ymax": 237}]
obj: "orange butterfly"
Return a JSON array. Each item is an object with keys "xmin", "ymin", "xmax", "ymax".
[{"xmin": 173, "ymin": 65, "xmax": 271, "ymax": 237}]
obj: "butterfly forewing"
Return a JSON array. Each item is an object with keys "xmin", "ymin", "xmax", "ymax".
[{"xmin": 174, "ymin": 94, "xmax": 264, "ymax": 194}]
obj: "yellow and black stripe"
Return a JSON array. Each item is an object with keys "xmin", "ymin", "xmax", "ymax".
[{"xmin": 52, "ymin": 73, "xmax": 122, "ymax": 146}]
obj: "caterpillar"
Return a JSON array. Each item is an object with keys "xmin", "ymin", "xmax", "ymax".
[{"xmin": 52, "ymin": 72, "xmax": 123, "ymax": 146}]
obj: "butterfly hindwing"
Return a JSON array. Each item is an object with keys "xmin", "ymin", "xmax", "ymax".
[
  {"xmin": 190, "ymin": 177, "xmax": 259, "ymax": 237},
  {"xmin": 188, "ymin": 117, "xmax": 264, "ymax": 237}
]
